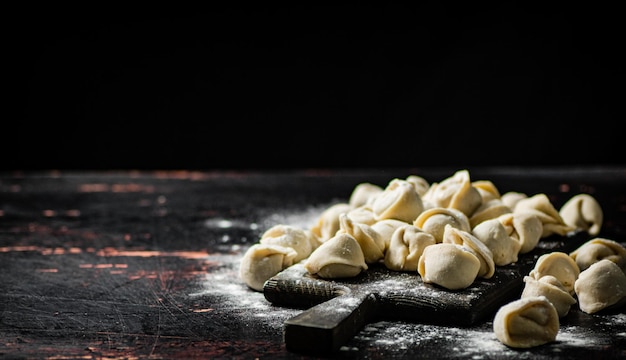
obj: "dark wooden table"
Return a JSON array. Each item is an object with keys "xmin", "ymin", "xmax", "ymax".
[{"xmin": 1, "ymin": 167, "xmax": 625, "ymax": 359}]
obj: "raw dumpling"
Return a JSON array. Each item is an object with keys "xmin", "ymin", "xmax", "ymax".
[
  {"xmin": 472, "ymin": 218, "xmax": 521, "ymax": 266},
  {"xmin": 405, "ymin": 174, "xmax": 430, "ymax": 197},
  {"xmin": 469, "ymin": 198, "xmax": 512, "ymax": 229},
  {"xmin": 372, "ymin": 178, "xmax": 424, "ymax": 223},
  {"xmin": 493, "ymin": 296, "xmax": 559, "ymax": 348},
  {"xmin": 239, "ymin": 243, "xmax": 298, "ymax": 291},
  {"xmin": 346, "ymin": 205, "xmax": 377, "ymax": 225},
  {"xmin": 259, "ymin": 224, "xmax": 315, "ymax": 263},
  {"xmin": 349, "ymin": 182, "xmax": 383, "ymax": 208},
  {"xmin": 371, "ymin": 218, "xmax": 411, "ymax": 251},
  {"xmin": 472, "ymin": 179, "xmax": 502, "ymax": 203},
  {"xmin": 304, "ymin": 233, "xmax": 368, "ymax": 279},
  {"xmin": 574, "ymin": 259, "xmax": 626, "ymax": 314},
  {"xmin": 337, "ymin": 213, "xmax": 385, "ymax": 264},
  {"xmin": 513, "ymin": 194, "xmax": 575, "ymax": 238},
  {"xmin": 521, "ymin": 275, "xmax": 577, "ymax": 318},
  {"xmin": 310, "ymin": 202, "xmax": 352, "ymax": 241},
  {"xmin": 413, "ymin": 207, "xmax": 471, "ymax": 243},
  {"xmin": 559, "ymin": 193, "xmax": 603, "ymax": 236},
  {"xmin": 569, "ymin": 237, "xmax": 626, "ymax": 272},
  {"xmin": 442, "ymin": 224, "xmax": 495, "ymax": 279},
  {"xmin": 500, "ymin": 191, "xmax": 527, "ymax": 211},
  {"xmin": 384, "ymin": 224, "xmax": 436, "ymax": 271},
  {"xmin": 528, "ymin": 252, "xmax": 580, "ymax": 295},
  {"xmin": 417, "ymin": 242, "xmax": 480, "ymax": 290},
  {"xmin": 497, "ymin": 212, "xmax": 543, "ymax": 254},
  {"xmin": 422, "ymin": 169, "xmax": 482, "ymax": 217}
]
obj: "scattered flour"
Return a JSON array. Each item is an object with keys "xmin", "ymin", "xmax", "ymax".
[
  {"xmin": 188, "ymin": 253, "xmax": 300, "ymax": 329},
  {"xmin": 259, "ymin": 204, "xmax": 329, "ymax": 231}
]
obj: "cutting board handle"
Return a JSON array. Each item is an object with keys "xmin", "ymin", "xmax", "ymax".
[
  {"xmin": 263, "ymin": 265, "xmax": 349, "ymax": 308},
  {"xmin": 283, "ymin": 290, "xmax": 379, "ymax": 355}
]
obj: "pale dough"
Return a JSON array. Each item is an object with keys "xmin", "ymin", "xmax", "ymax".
[
  {"xmin": 259, "ymin": 224, "xmax": 316, "ymax": 263},
  {"xmin": 574, "ymin": 259, "xmax": 626, "ymax": 314},
  {"xmin": 405, "ymin": 174, "xmax": 430, "ymax": 197},
  {"xmin": 384, "ymin": 224, "xmax": 436, "ymax": 272},
  {"xmin": 303, "ymin": 233, "xmax": 368, "ymax": 279},
  {"xmin": 569, "ymin": 237, "xmax": 626, "ymax": 272},
  {"xmin": 528, "ymin": 252, "xmax": 580, "ymax": 295},
  {"xmin": 413, "ymin": 207, "xmax": 470, "ymax": 243},
  {"xmin": 442, "ymin": 224, "xmax": 495, "ymax": 279},
  {"xmin": 513, "ymin": 194, "xmax": 575, "ymax": 238},
  {"xmin": 493, "ymin": 296, "xmax": 559, "ymax": 348},
  {"xmin": 422, "ymin": 169, "xmax": 482, "ymax": 217},
  {"xmin": 497, "ymin": 212, "xmax": 542, "ymax": 254},
  {"xmin": 559, "ymin": 193, "xmax": 603, "ymax": 236},
  {"xmin": 417, "ymin": 242, "xmax": 480, "ymax": 290},
  {"xmin": 521, "ymin": 275, "xmax": 577, "ymax": 318},
  {"xmin": 349, "ymin": 182, "xmax": 383, "ymax": 208},
  {"xmin": 371, "ymin": 218, "xmax": 411, "ymax": 251},
  {"xmin": 472, "ymin": 218, "xmax": 520, "ymax": 266},
  {"xmin": 239, "ymin": 243, "xmax": 298, "ymax": 291},
  {"xmin": 336, "ymin": 213, "xmax": 385, "ymax": 264},
  {"xmin": 372, "ymin": 178, "xmax": 424, "ymax": 223},
  {"xmin": 310, "ymin": 202, "xmax": 352, "ymax": 241},
  {"xmin": 469, "ymin": 198, "xmax": 512, "ymax": 229}
]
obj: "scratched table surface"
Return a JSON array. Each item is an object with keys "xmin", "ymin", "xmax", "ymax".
[{"xmin": 1, "ymin": 167, "xmax": 625, "ymax": 359}]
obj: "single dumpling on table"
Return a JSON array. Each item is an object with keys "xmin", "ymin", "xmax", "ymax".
[
  {"xmin": 574, "ymin": 259, "xmax": 626, "ymax": 314},
  {"xmin": 493, "ymin": 296, "xmax": 560, "ymax": 348}
]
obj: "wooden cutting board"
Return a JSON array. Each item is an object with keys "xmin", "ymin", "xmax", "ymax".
[{"xmin": 263, "ymin": 232, "xmax": 589, "ymax": 355}]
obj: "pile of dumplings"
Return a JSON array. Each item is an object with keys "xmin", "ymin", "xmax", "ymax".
[{"xmin": 238, "ymin": 169, "xmax": 626, "ymax": 348}]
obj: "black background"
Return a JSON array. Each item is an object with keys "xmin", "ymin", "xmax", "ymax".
[{"xmin": 12, "ymin": 3, "xmax": 623, "ymax": 170}]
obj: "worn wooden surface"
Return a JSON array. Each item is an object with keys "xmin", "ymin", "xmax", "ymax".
[{"xmin": 1, "ymin": 167, "xmax": 625, "ymax": 359}]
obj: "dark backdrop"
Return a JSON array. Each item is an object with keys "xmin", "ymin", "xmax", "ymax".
[{"xmin": 12, "ymin": 3, "xmax": 622, "ymax": 170}]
